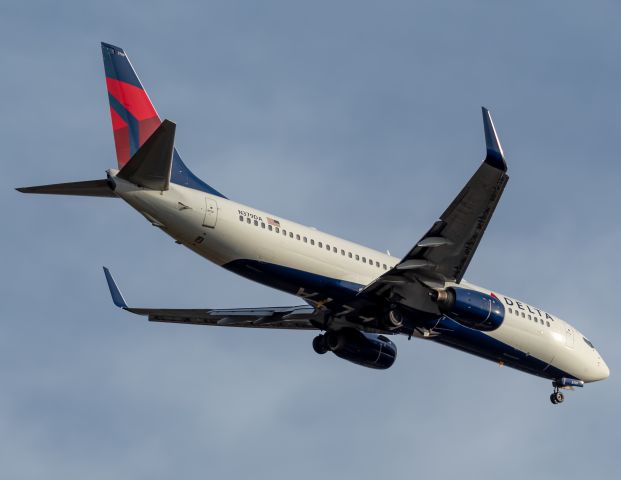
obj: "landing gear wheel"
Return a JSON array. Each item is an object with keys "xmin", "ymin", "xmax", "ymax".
[
  {"xmin": 312, "ymin": 335, "xmax": 328, "ymax": 354},
  {"xmin": 384, "ymin": 308, "xmax": 403, "ymax": 330},
  {"xmin": 550, "ymin": 382, "xmax": 565, "ymax": 405}
]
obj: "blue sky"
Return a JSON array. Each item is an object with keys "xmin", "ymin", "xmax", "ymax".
[{"xmin": 2, "ymin": 1, "xmax": 620, "ymax": 478}]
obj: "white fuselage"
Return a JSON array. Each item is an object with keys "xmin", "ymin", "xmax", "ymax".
[{"xmin": 111, "ymin": 173, "xmax": 609, "ymax": 384}]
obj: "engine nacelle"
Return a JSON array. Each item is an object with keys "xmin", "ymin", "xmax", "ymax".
[
  {"xmin": 433, "ymin": 287, "xmax": 505, "ymax": 331},
  {"xmin": 316, "ymin": 329, "xmax": 397, "ymax": 370}
]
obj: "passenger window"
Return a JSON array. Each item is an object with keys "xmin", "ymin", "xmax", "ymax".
[
  {"xmin": 540, "ymin": 319, "xmax": 544, "ymax": 325},
  {"xmin": 282, "ymin": 229, "xmax": 287, "ymax": 236},
  {"xmin": 528, "ymin": 315, "xmax": 531, "ymax": 320},
  {"xmin": 239, "ymin": 215, "xmax": 244, "ymax": 222},
  {"xmin": 326, "ymin": 244, "xmax": 330, "ymax": 250},
  {"xmin": 376, "ymin": 261, "xmax": 380, "ymax": 267},
  {"xmin": 289, "ymin": 232, "xmax": 293, "ymax": 238},
  {"xmin": 341, "ymin": 249, "xmax": 345, "ymax": 255},
  {"xmin": 318, "ymin": 242, "xmax": 323, "ymax": 248},
  {"xmin": 362, "ymin": 257, "xmax": 366, "ymax": 263},
  {"xmin": 247, "ymin": 218, "xmax": 251, "ymax": 224},
  {"xmin": 333, "ymin": 247, "xmax": 337, "ymax": 253},
  {"xmin": 261, "ymin": 222, "xmax": 265, "ymax": 228},
  {"xmin": 521, "ymin": 312, "xmax": 525, "ymax": 318},
  {"xmin": 546, "ymin": 321, "xmax": 550, "ymax": 327},
  {"xmin": 303, "ymin": 237, "xmax": 307, "ymax": 243},
  {"xmin": 310, "ymin": 239, "xmax": 315, "ymax": 245},
  {"xmin": 268, "ymin": 225, "xmax": 273, "ymax": 231},
  {"xmin": 383, "ymin": 264, "xmax": 387, "ymax": 270},
  {"xmin": 254, "ymin": 220, "xmax": 258, "ymax": 226},
  {"xmin": 348, "ymin": 252, "xmax": 353, "ymax": 258},
  {"xmin": 355, "ymin": 255, "xmax": 360, "ymax": 261},
  {"xmin": 296, "ymin": 234, "xmax": 300, "ymax": 240},
  {"xmin": 275, "ymin": 227, "xmax": 279, "ymax": 233},
  {"xmin": 508, "ymin": 308, "xmax": 512, "ymax": 314}
]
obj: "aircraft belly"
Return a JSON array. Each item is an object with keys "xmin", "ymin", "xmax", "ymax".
[
  {"xmin": 223, "ymin": 258, "xmax": 363, "ymax": 301},
  {"xmin": 429, "ymin": 315, "xmax": 572, "ymax": 380}
]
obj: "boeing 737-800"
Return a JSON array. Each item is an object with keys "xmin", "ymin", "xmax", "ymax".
[{"xmin": 18, "ymin": 42, "xmax": 609, "ymax": 405}]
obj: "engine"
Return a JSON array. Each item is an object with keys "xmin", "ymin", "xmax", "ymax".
[
  {"xmin": 312, "ymin": 329, "xmax": 397, "ymax": 369},
  {"xmin": 432, "ymin": 287, "xmax": 505, "ymax": 331}
]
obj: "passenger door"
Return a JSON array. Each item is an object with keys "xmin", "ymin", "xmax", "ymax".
[{"xmin": 202, "ymin": 197, "xmax": 218, "ymax": 228}]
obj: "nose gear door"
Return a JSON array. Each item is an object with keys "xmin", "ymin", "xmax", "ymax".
[{"xmin": 202, "ymin": 197, "xmax": 218, "ymax": 228}]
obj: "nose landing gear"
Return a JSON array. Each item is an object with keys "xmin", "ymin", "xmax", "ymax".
[
  {"xmin": 549, "ymin": 378, "xmax": 584, "ymax": 405},
  {"xmin": 549, "ymin": 389, "xmax": 564, "ymax": 405}
]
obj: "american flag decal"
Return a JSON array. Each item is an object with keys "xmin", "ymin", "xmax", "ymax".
[{"xmin": 267, "ymin": 217, "xmax": 281, "ymax": 227}]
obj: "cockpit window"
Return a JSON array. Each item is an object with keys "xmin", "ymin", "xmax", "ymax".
[{"xmin": 583, "ymin": 337, "xmax": 595, "ymax": 349}]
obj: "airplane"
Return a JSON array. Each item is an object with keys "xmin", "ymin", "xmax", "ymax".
[{"xmin": 17, "ymin": 42, "xmax": 609, "ymax": 405}]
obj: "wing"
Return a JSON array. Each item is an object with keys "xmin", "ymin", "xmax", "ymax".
[
  {"xmin": 360, "ymin": 108, "xmax": 509, "ymax": 312},
  {"xmin": 103, "ymin": 267, "xmax": 321, "ymax": 330}
]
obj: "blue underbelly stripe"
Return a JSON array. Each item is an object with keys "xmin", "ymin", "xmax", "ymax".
[
  {"xmin": 223, "ymin": 258, "xmax": 363, "ymax": 299},
  {"xmin": 432, "ymin": 316, "xmax": 575, "ymax": 380},
  {"xmin": 222, "ymin": 258, "xmax": 576, "ymax": 381}
]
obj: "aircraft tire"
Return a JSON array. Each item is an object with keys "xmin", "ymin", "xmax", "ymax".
[{"xmin": 312, "ymin": 335, "xmax": 329, "ymax": 354}]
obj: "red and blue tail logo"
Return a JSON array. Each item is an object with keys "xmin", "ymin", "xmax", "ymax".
[
  {"xmin": 100, "ymin": 42, "xmax": 225, "ymax": 198},
  {"xmin": 102, "ymin": 42, "xmax": 161, "ymax": 168}
]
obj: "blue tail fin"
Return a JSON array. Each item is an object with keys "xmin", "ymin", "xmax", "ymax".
[{"xmin": 101, "ymin": 42, "xmax": 226, "ymax": 198}]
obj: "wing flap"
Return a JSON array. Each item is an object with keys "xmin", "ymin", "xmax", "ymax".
[
  {"xmin": 103, "ymin": 267, "xmax": 320, "ymax": 330},
  {"xmin": 129, "ymin": 307, "xmax": 318, "ymax": 330},
  {"xmin": 408, "ymin": 162, "xmax": 508, "ymax": 283}
]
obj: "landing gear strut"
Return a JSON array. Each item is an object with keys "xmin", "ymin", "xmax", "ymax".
[{"xmin": 549, "ymin": 385, "xmax": 565, "ymax": 405}]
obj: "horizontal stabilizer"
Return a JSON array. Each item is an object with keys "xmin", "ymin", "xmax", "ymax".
[
  {"xmin": 117, "ymin": 119, "xmax": 175, "ymax": 190},
  {"xmin": 16, "ymin": 179, "xmax": 116, "ymax": 197}
]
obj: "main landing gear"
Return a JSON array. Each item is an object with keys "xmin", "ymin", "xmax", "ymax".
[{"xmin": 312, "ymin": 334, "xmax": 330, "ymax": 354}]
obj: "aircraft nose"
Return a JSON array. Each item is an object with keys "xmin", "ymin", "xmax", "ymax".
[
  {"xmin": 598, "ymin": 359, "xmax": 610, "ymax": 380},
  {"xmin": 591, "ymin": 354, "xmax": 610, "ymax": 382}
]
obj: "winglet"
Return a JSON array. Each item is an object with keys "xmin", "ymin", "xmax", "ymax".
[
  {"xmin": 103, "ymin": 267, "xmax": 128, "ymax": 308},
  {"xmin": 482, "ymin": 107, "xmax": 507, "ymax": 171}
]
